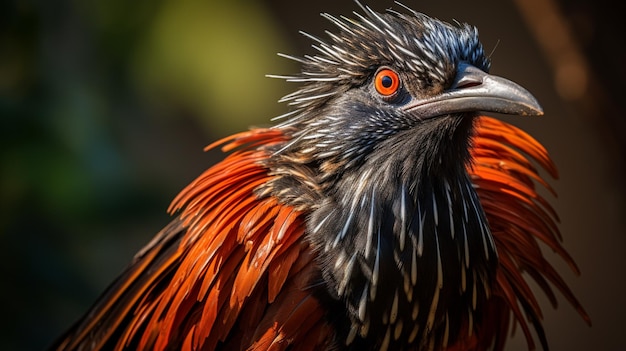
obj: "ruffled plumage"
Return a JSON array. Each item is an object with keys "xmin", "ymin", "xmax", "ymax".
[{"xmin": 51, "ymin": 116, "xmax": 588, "ymax": 351}]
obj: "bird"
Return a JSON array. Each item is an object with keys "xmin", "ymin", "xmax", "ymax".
[{"xmin": 51, "ymin": 3, "xmax": 590, "ymax": 351}]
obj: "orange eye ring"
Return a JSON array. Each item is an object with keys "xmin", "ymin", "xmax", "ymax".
[{"xmin": 374, "ymin": 68, "xmax": 400, "ymax": 97}]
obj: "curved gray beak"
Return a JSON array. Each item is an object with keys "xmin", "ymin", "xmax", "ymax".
[{"xmin": 402, "ymin": 62, "xmax": 543, "ymax": 117}]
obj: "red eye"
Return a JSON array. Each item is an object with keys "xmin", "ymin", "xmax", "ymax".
[{"xmin": 374, "ymin": 69, "xmax": 400, "ymax": 97}]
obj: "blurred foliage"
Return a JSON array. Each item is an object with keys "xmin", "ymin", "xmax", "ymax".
[
  {"xmin": 0, "ymin": 0, "xmax": 294, "ymax": 349},
  {"xmin": 133, "ymin": 1, "xmax": 292, "ymax": 134}
]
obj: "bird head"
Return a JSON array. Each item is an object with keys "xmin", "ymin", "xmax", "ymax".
[{"xmin": 270, "ymin": 3, "xmax": 542, "ymax": 191}]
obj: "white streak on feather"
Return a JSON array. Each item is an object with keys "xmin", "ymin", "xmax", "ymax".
[
  {"xmin": 394, "ymin": 319, "xmax": 404, "ymax": 340},
  {"xmin": 321, "ymin": 13, "xmax": 357, "ymax": 36},
  {"xmin": 337, "ymin": 254, "xmax": 357, "ymax": 296},
  {"xmin": 359, "ymin": 284, "xmax": 368, "ymax": 321},
  {"xmin": 346, "ymin": 324, "xmax": 358, "ymax": 345},
  {"xmin": 365, "ymin": 190, "xmax": 376, "ymax": 259},
  {"xmin": 445, "ymin": 179, "xmax": 454, "ymax": 238},
  {"xmin": 425, "ymin": 234, "xmax": 443, "ymax": 331},
  {"xmin": 412, "ymin": 301, "xmax": 419, "ymax": 320},
  {"xmin": 417, "ymin": 201, "xmax": 425, "ymax": 257},
  {"xmin": 313, "ymin": 209, "xmax": 334, "ymax": 234}
]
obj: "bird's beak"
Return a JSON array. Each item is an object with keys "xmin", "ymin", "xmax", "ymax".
[{"xmin": 401, "ymin": 62, "xmax": 543, "ymax": 117}]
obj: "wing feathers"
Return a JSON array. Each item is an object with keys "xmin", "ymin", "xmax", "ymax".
[
  {"xmin": 468, "ymin": 116, "xmax": 590, "ymax": 351},
  {"xmin": 52, "ymin": 129, "xmax": 323, "ymax": 351}
]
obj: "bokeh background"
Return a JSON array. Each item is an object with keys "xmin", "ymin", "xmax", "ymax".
[{"xmin": 1, "ymin": 0, "xmax": 624, "ymax": 350}]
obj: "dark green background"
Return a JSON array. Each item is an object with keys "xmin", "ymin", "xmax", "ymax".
[{"xmin": 1, "ymin": 0, "xmax": 623, "ymax": 350}]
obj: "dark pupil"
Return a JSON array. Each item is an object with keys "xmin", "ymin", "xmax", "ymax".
[{"xmin": 381, "ymin": 75, "xmax": 393, "ymax": 88}]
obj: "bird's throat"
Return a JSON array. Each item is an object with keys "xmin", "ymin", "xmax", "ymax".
[{"xmin": 302, "ymin": 117, "xmax": 497, "ymax": 350}]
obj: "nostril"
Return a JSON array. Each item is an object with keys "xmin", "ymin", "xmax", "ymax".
[
  {"xmin": 455, "ymin": 77, "xmax": 482, "ymax": 89},
  {"xmin": 452, "ymin": 62, "xmax": 487, "ymax": 90},
  {"xmin": 457, "ymin": 81, "xmax": 481, "ymax": 89}
]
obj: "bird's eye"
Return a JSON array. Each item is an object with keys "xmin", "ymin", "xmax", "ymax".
[{"xmin": 374, "ymin": 69, "xmax": 400, "ymax": 98}]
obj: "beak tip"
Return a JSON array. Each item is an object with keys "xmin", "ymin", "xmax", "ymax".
[
  {"xmin": 526, "ymin": 101, "xmax": 544, "ymax": 116},
  {"xmin": 526, "ymin": 105, "xmax": 544, "ymax": 116}
]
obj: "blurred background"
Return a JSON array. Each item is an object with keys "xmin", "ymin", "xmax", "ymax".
[{"xmin": 1, "ymin": 0, "xmax": 624, "ymax": 350}]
